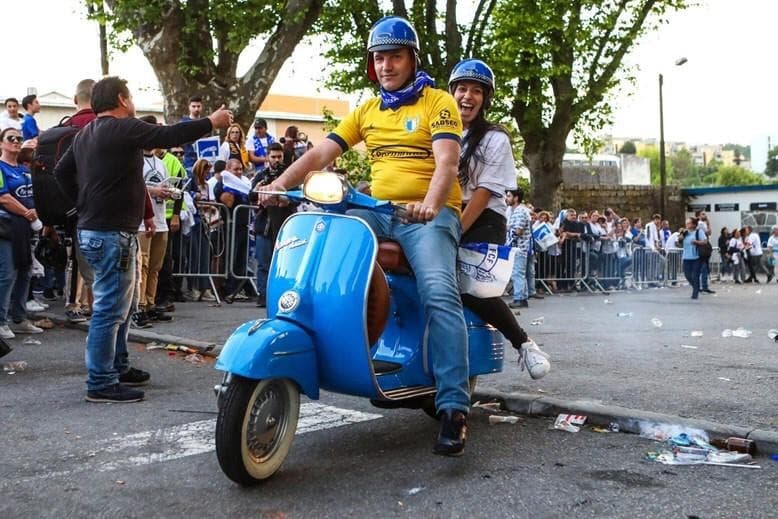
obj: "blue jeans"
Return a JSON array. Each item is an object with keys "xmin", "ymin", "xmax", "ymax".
[
  {"xmin": 255, "ymin": 235, "xmax": 273, "ymax": 298},
  {"xmin": 699, "ymin": 258, "xmax": 710, "ymax": 290},
  {"xmin": 0, "ymin": 238, "xmax": 30, "ymax": 325},
  {"xmin": 526, "ymin": 252, "xmax": 536, "ymax": 297},
  {"xmin": 511, "ymin": 252, "xmax": 528, "ymax": 302},
  {"xmin": 349, "ymin": 207, "xmax": 470, "ymax": 413},
  {"xmin": 188, "ymin": 221, "xmax": 211, "ymax": 291},
  {"xmin": 683, "ymin": 258, "xmax": 701, "ymax": 298},
  {"xmin": 78, "ymin": 230, "xmax": 138, "ymax": 391}
]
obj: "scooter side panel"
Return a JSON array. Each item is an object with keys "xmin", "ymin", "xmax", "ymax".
[
  {"xmin": 465, "ymin": 307, "xmax": 505, "ymax": 375},
  {"xmin": 268, "ymin": 213, "xmax": 380, "ymax": 398},
  {"xmin": 215, "ymin": 319, "xmax": 319, "ymax": 399}
]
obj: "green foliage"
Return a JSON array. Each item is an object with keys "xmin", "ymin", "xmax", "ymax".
[
  {"xmin": 765, "ymin": 146, "xmax": 778, "ymax": 178},
  {"xmin": 714, "ymin": 165, "xmax": 764, "ymax": 186},
  {"xmin": 322, "ymin": 108, "xmax": 372, "ymax": 184},
  {"xmin": 619, "ymin": 141, "xmax": 637, "ymax": 154},
  {"xmin": 638, "ymin": 145, "xmax": 673, "ymax": 185},
  {"xmin": 516, "ymin": 176, "xmax": 531, "ymax": 198}
]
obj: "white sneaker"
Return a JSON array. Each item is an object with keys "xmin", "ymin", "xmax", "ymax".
[
  {"xmin": 200, "ymin": 289, "xmax": 216, "ymax": 302},
  {"xmin": 10, "ymin": 320, "xmax": 43, "ymax": 334},
  {"xmin": 189, "ymin": 289, "xmax": 201, "ymax": 301},
  {"xmin": 0, "ymin": 325, "xmax": 15, "ymax": 339},
  {"xmin": 25, "ymin": 300, "xmax": 47, "ymax": 313},
  {"xmin": 34, "ymin": 298, "xmax": 50, "ymax": 309},
  {"xmin": 518, "ymin": 339, "xmax": 550, "ymax": 380}
]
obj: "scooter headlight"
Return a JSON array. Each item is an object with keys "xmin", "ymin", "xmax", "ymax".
[{"xmin": 303, "ymin": 171, "xmax": 348, "ymax": 205}]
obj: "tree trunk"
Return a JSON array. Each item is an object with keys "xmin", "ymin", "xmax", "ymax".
[{"xmin": 523, "ymin": 141, "xmax": 565, "ymax": 211}]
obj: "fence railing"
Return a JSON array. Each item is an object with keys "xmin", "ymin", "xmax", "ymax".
[{"xmin": 533, "ymin": 238, "xmax": 722, "ymax": 294}]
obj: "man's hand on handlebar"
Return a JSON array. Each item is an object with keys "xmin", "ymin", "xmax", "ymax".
[{"xmin": 254, "ymin": 180, "xmax": 286, "ymax": 207}]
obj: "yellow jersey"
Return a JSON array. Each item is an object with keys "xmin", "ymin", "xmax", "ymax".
[{"xmin": 328, "ymin": 86, "xmax": 463, "ymax": 212}]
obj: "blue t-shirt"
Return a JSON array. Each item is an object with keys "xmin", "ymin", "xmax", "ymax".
[
  {"xmin": 0, "ymin": 160, "xmax": 34, "ymax": 211},
  {"xmin": 682, "ymin": 229, "xmax": 700, "ymax": 260},
  {"xmin": 21, "ymin": 114, "xmax": 39, "ymax": 140}
]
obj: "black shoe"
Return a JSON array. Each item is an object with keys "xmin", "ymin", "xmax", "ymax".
[
  {"xmin": 86, "ymin": 383, "xmax": 145, "ymax": 403},
  {"xmin": 768, "ymin": 275, "xmax": 774, "ymax": 283},
  {"xmin": 735, "ymin": 280, "xmax": 742, "ymax": 284},
  {"xmin": 131, "ymin": 311, "xmax": 153, "ymax": 329},
  {"xmin": 43, "ymin": 288, "xmax": 58, "ymax": 301},
  {"xmin": 155, "ymin": 301, "xmax": 176, "ymax": 313},
  {"xmin": 119, "ymin": 367, "xmax": 151, "ymax": 387},
  {"xmin": 701, "ymin": 289, "xmax": 716, "ymax": 294},
  {"xmin": 530, "ymin": 294, "xmax": 545, "ymax": 300},
  {"xmin": 147, "ymin": 308, "xmax": 173, "ymax": 322},
  {"xmin": 255, "ymin": 297, "xmax": 266, "ymax": 308},
  {"xmin": 433, "ymin": 409, "xmax": 467, "ymax": 457}
]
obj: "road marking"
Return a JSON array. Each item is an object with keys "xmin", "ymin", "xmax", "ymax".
[{"xmin": 6, "ymin": 403, "xmax": 381, "ymax": 485}]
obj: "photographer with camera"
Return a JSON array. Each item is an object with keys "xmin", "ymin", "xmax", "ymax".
[{"xmin": 251, "ymin": 142, "xmax": 294, "ymax": 308}]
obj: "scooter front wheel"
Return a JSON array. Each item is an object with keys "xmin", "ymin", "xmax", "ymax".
[{"xmin": 215, "ymin": 376, "xmax": 300, "ymax": 486}]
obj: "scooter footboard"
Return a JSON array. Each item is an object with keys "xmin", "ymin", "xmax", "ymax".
[{"xmin": 215, "ymin": 318, "xmax": 319, "ymax": 400}]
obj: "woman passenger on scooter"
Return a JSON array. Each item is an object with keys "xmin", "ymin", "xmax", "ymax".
[{"xmin": 448, "ymin": 59, "xmax": 550, "ymax": 379}]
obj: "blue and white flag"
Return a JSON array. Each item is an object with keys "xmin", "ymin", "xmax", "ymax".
[
  {"xmin": 221, "ymin": 171, "xmax": 251, "ymax": 200},
  {"xmin": 532, "ymin": 222, "xmax": 558, "ymax": 251}
]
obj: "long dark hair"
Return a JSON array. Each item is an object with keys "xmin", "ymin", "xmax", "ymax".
[{"xmin": 458, "ymin": 110, "xmax": 511, "ymax": 187}]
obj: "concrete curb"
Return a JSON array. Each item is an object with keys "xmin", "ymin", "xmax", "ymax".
[
  {"xmin": 38, "ymin": 311, "xmax": 218, "ymax": 352},
  {"xmin": 473, "ymin": 389, "xmax": 778, "ymax": 457}
]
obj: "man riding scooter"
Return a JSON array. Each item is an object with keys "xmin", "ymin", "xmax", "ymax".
[{"xmin": 259, "ymin": 15, "xmax": 470, "ymax": 456}]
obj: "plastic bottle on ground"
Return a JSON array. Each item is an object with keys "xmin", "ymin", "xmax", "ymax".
[
  {"xmin": 3, "ymin": 361, "xmax": 28, "ymax": 372},
  {"xmin": 617, "ymin": 312, "xmax": 633, "ymax": 318},
  {"xmin": 651, "ymin": 317, "xmax": 663, "ymax": 328}
]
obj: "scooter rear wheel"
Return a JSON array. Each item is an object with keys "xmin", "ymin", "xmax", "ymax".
[
  {"xmin": 421, "ymin": 377, "xmax": 478, "ymax": 420},
  {"xmin": 215, "ymin": 376, "xmax": 300, "ymax": 486}
]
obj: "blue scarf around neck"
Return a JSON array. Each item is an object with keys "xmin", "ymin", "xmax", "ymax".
[{"xmin": 380, "ymin": 71, "xmax": 435, "ymax": 110}]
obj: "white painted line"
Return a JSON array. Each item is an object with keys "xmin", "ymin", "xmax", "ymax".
[{"xmin": 7, "ymin": 403, "xmax": 381, "ymax": 485}]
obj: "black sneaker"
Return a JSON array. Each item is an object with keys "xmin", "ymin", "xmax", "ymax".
[
  {"xmin": 155, "ymin": 301, "xmax": 176, "ymax": 313},
  {"xmin": 119, "ymin": 367, "xmax": 151, "ymax": 386},
  {"xmin": 43, "ymin": 288, "xmax": 58, "ymax": 301},
  {"xmin": 131, "ymin": 311, "xmax": 153, "ymax": 329},
  {"xmin": 66, "ymin": 309, "xmax": 88, "ymax": 324},
  {"xmin": 85, "ymin": 383, "xmax": 145, "ymax": 403},
  {"xmin": 256, "ymin": 297, "xmax": 266, "ymax": 308},
  {"xmin": 433, "ymin": 409, "xmax": 467, "ymax": 457},
  {"xmin": 147, "ymin": 308, "xmax": 173, "ymax": 322}
]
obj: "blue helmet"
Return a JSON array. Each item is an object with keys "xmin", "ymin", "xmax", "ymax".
[
  {"xmin": 448, "ymin": 58, "xmax": 496, "ymax": 93},
  {"xmin": 366, "ymin": 16, "xmax": 420, "ymax": 82}
]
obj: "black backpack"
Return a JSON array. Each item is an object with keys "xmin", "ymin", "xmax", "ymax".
[{"xmin": 31, "ymin": 117, "xmax": 79, "ymax": 226}]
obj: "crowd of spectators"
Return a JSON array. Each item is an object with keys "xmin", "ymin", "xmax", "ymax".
[{"xmin": 0, "ymin": 88, "xmax": 314, "ymax": 348}]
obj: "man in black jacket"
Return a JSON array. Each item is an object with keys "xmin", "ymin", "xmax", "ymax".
[{"xmin": 55, "ymin": 76, "xmax": 232, "ymax": 403}]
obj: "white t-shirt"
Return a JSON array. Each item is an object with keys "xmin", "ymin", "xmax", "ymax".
[
  {"xmin": 645, "ymin": 221, "xmax": 660, "ymax": 250},
  {"xmin": 667, "ymin": 232, "xmax": 682, "ymax": 249},
  {"xmin": 139, "ymin": 155, "xmax": 169, "ymax": 233},
  {"xmin": 460, "ymin": 129, "xmax": 516, "ymax": 215},
  {"xmin": 0, "ymin": 112, "xmax": 22, "ymax": 131},
  {"xmin": 206, "ymin": 176, "xmax": 219, "ymax": 202},
  {"xmin": 747, "ymin": 232, "xmax": 762, "ymax": 256},
  {"xmin": 767, "ymin": 235, "xmax": 778, "ymax": 260}
]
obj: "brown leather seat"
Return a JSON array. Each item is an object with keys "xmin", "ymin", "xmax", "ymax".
[
  {"xmin": 377, "ymin": 240, "xmax": 412, "ymax": 275},
  {"xmin": 366, "ymin": 263, "xmax": 390, "ymax": 345}
]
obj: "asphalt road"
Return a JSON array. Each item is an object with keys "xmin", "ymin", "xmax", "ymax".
[{"xmin": 2, "ymin": 281, "xmax": 777, "ymax": 517}]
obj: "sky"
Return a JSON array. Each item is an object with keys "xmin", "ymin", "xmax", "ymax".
[{"xmin": 3, "ymin": 0, "xmax": 777, "ymax": 148}]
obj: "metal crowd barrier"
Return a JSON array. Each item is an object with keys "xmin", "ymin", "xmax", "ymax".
[
  {"xmin": 228, "ymin": 204, "xmax": 260, "ymax": 293},
  {"xmin": 171, "ymin": 201, "xmax": 231, "ymax": 304},
  {"xmin": 533, "ymin": 240, "xmax": 721, "ymax": 294}
]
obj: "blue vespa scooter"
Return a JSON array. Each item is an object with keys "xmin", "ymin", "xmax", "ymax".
[{"xmin": 214, "ymin": 172, "xmax": 505, "ymax": 485}]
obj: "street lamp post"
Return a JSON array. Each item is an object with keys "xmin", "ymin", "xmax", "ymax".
[{"xmin": 658, "ymin": 57, "xmax": 687, "ymax": 219}]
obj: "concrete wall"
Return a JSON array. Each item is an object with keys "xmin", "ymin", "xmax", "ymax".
[
  {"xmin": 557, "ymin": 184, "xmax": 685, "ymax": 227},
  {"xmin": 620, "ymin": 154, "xmax": 650, "ymax": 185}
]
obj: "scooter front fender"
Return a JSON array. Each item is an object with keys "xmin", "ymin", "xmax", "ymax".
[{"xmin": 215, "ymin": 318, "xmax": 319, "ymax": 400}]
